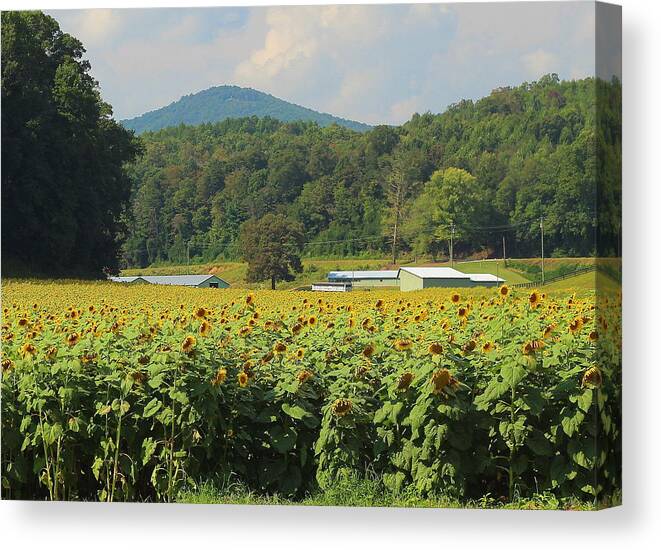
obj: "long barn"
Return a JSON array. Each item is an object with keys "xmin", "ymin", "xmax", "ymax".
[
  {"xmin": 110, "ymin": 274, "xmax": 230, "ymax": 288},
  {"xmin": 327, "ymin": 270, "xmax": 399, "ymax": 288},
  {"xmin": 397, "ymin": 267, "xmax": 504, "ymax": 291}
]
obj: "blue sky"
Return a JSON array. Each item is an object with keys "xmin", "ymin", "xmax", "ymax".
[{"xmin": 47, "ymin": 2, "xmax": 609, "ymax": 125}]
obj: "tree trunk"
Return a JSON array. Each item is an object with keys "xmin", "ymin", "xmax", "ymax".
[
  {"xmin": 391, "ymin": 217, "xmax": 398, "ymax": 266},
  {"xmin": 271, "ymin": 276, "xmax": 276, "ymax": 290}
]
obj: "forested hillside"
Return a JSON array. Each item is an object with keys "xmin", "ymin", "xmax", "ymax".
[
  {"xmin": 122, "ymin": 86, "xmax": 372, "ymax": 134},
  {"xmin": 122, "ymin": 75, "xmax": 621, "ymax": 268},
  {"xmin": 1, "ymin": 11, "xmax": 141, "ymax": 277}
]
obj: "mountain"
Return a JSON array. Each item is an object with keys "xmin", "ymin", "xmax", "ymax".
[{"xmin": 121, "ymin": 86, "xmax": 372, "ymax": 134}]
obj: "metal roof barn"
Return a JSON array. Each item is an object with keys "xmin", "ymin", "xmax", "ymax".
[
  {"xmin": 311, "ymin": 281, "xmax": 352, "ymax": 292},
  {"xmin": 397, "ymin": 267, "xmax": 504, "ymax": 291},
  {"xmin": 327, "ymin": 270, "xmax": 399, "ymax": 288},
  {"xmin": 109, "ymin": 276, "xmax": 148, "ymax": 284},
  {"xmin": 139, "ymin": 275, "xmax": 230, "ymax": 288}
]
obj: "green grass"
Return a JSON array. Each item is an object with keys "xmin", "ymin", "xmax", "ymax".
[
  {"xmin": 543, "ymin": 270, "xmax": 621, "ymax": 292},
  {"xmin": 176, "ymin": 475, "xmax": 615, "ymax": 510},
  {"xmin": 451, "ymin": 260, "xmax": 531, "ymax": 285}
]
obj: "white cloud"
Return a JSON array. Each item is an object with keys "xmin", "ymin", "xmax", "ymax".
[
  {"xmin": 48, "ymin": 3, "xmax": 599, "ymax": 125},
  {"xmin": 65, "ymin": 9, "xmax": 123, "ymax": 47},
  {"xmin": 522, "ymin": 49, "xmax": 560, "ymax": 78}
]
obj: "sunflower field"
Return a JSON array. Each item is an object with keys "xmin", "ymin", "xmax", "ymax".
[{"xmin": 1, "ymin": 280, "xmax": 621, "ymax": 504}]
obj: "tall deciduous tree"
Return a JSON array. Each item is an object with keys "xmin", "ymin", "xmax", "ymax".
[
  {"xmin": 1, "ymin": 11, "xmax": 141, "ymax": 277},
  {"xmin": 239, "ymin": 214, "xmax": 304, "ymax": 289}
]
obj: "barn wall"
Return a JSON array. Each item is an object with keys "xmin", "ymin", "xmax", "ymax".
[
  {"xmin": 399, "ymin": 271, "xmax": 423, "ymax": 291},
  {"xmin": 422, "ymin": 278, "xmax": 474, "ymax": 289},
  {"xmin": 353, "ymin": 278, "xmax": 400, "ymax": 288},
  {"xmin": 196, "ymin": 278, "xmax": 230, "ymax": 288}
]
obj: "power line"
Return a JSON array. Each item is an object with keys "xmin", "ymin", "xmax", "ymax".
[{"xmin": 304, "ymin": 235, "xmax": 386, "ymax": 246}]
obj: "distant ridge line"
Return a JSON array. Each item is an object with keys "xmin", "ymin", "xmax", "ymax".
[{"xmin": 121, "ymin": 85, "xmax": 373, "ymax": 134}]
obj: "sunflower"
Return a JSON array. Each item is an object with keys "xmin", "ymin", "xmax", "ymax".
[
  {"xmin": 194, "ymin": 307, "xmax": 207, "ymax": 320},
  {"xmin": 499, "ymin": 285, "xmax": 510, "ymax": 297},
  {"xmin": 66, "ymin": 332, "xmax": 80, "ymax": 347},
  {"xmin": 428, "ymin": 342, "xmax": 443, "ymax": 355},
  {"xmin": 394, "ymin": 338, "xmax": 413, "ymax": 352},
  {"xmin": 182, "ymin": 335, "xmax": 197, "ymax": 353},
  {"xmin": 458, "ymin": 306, "xmax": 469, "ymax": 319},
  {"xmin": 331, "ymin": 398, "xmax": 353, "ymax": 417},
  {"xmin": 45, "ymin": 346, "xmax": 58, "ymax": 361},
  {"xmin": 291, "ymin": 322, "xmax": 303, "ymax": 335},
  {"xmin": 462, "ymin": 339, "xmax": 477, "ymax": 354},
  {"xmin": 451, "ymin": 293, "xmax": 461, "ymax": 304},
  {"xmin": 237, "ymin": 371, "xmax": 249, "ymax": 388},
  {"xmin": 245, "ymin": 293, "xmax": 255, "ymax": 306},
  {"xmin": 522, "ymin": 339, "xmax": 545, "ymax": 355},
  {"xmin": 199, "ymin": 321, "xmax": 212, "ymax": 336},
  {"xmin": 569, "ymin": 317, "xmax": 584, "ymax": 334},
  {"xmin": 81, "ymin": 352, "xmax": 97, "ymax": 364},
  {"xmin": 430, "ymin": 369, "xmax": 451, "ymax": 394},
  {"xmin": 542, "ymin": 323, "xmax": 556, "ymax": 339},
  {"xmin": 362, "ymin": 343, "xmax": 376, "ymax": 359},
  {"xmin": 396, "ymin": 372, "xmax": 414, "ymax": 391},
  {"xmin": 20, "ymin": 342, "xmax": 37, "ymax": 357},
  {"xmin": 588, "ymin": 330, "xmax": 599, "ymax": 342},
  {"xmin": 308, "ymin": 316, "xmax": 317, "ymax": 326},
  {"xmin": 375, "ymin": 299, "xmax": 384, "ymax": 309},
  {"xmin": 18, "ymin": 318, "xmax": 28, "ymax": 327},
  {"xmin": 297, "ymin": 369, "xmax": 313, "ymax": 384},
  {"xmin": 212, "ymin": 368, "xmax": 227, "ymax": 386},
  {"xmin": 482, "ymin": 341, "xmax": 495, "ymax": 353},
  {"xmin": 529, "ymin": 291, "xmax": 541, "ymax": 308},
  {"xmin": 295, "ymin": 348, "xmax": 305, "ymax": 359},
  {"xmin": 273, "ymin": 341, "xmax": 287, "ymax": 355},
  {"xmin": 2, "ymin": 358, "xmax": 14, "ymax": 374},
  {"xmin": 238, "ymin": 325, "xmax": 252, "ymax": 337},
  {"xmin": 581, "ymin": 366, "xmax": 603, "ymax": 389}
]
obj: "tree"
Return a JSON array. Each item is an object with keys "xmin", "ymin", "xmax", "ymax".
[
  {"xmin": 384, "ymin": 164, "xmax": 419, "ymax": 264},
  {"xmin": 239, "ymin": 214, "xmax": 304, "ymax": 289},
  {"xmin": 427, "ymin": 168, "xmax": 487, "ymax": 248},
  {"xmin": 1, "ymin": 11, "xmax": 141, "ymax": 277}
]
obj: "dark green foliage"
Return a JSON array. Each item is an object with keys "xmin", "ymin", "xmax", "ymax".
[
  {"xmin": 121, "ymin": 86, "xmax": 372, "ymax": 134},
  {"xmin": 1, "ymin": 11, "xmax": 141, "ymax": 277},
  {"xmin": 122, "ymin": 75, "xmax": 621, "ymax": 267},
  {"xmin": 239, "ymin": 214, "xmax": 305, "ymax": 289}
]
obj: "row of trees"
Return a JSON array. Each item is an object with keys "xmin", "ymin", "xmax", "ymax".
[
  {"xmin": 1, "ymin": 11, "xmax": 141, "ymax": 277},
  {"xmin": 122, "ymin": 74, "xmax": 621, "ymax": 269},
  {"xmin": 1, "ymin": 11, "xmax": 621, "ymax": 280}
]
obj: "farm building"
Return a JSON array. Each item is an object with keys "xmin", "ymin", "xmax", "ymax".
[
  {"xmin": 140, "ymin": 275, "xmax": 230, "ymax": 288},
  {"xmin": 110, "ymin": 274, "xmax": 229, "ymax": 288},
  {"xmin": 311, "ymin": 281, "xmax": 352, "ymax": 292},
  {"xmin": 327, "ymin": 270, "xmax": 399, "ymax": 288},
  {"xmin": 397, "ymin": 267, "xmax": 504, "ymax": 291},
  {"xmin": 109, "ymin": 276, "xmax": 148, "ymax": 284}
]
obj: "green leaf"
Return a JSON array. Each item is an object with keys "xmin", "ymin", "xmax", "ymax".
[
  {"xmin": 561, "ymin": 410, "xmax": 585, "ymax": 437},
  {"xmin": 577, "ymin": 388, "xmax": 593, "ymax": 413},
  {"xmin": 143, "ymin": 398, "xmax": 162, "ymax": 418},
  {"xmin": 270, "ymin": 426, "xmax": 297, "ymax": 454},
  {"xmin": 500, "ymin": 363, "xmax": 526, "ymax": 387},
  {"xmin": 282, "ymin": 403, "xmax": 307, "ymax": 420},
  {"xmin": 141, "ymin": 438, "xmax": 158, "ymax": 466}
]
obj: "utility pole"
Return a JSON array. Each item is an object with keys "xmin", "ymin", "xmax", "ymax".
[
  {"xmin": 540, "ymin": 217, "xmax": 545, "ymax": 285},
  {"xmin": 502, "ymin": 235, "xmax": 506, "ymax": 265},
  {"xmin": 187, "ymin": 241, "xmax": 191, "ymax": 275},
  {"xmin": 449, "ymin": 222, "xmax": 455, "ymax": 267}
]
